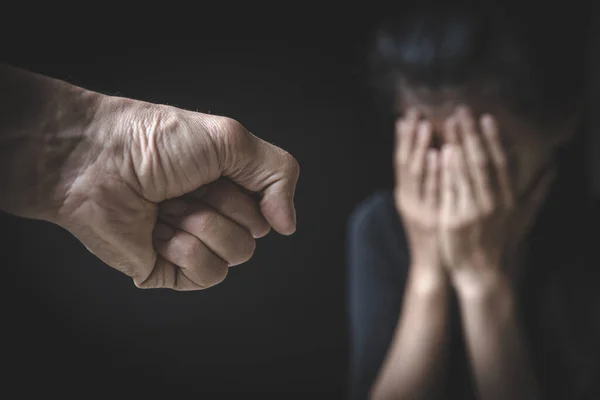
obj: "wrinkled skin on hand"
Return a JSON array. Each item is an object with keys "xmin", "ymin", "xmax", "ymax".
[{"xmin": 54, "ymin": 96, "xmax": 299, "ymax": 291}]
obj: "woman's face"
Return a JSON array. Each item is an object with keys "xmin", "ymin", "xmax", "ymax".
[{"xmin": 397, "ymin": 85, "xmax": 577, "ymax": 198}]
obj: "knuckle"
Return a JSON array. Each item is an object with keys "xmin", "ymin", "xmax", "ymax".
[
  {"xmin": 195, "ymin": 209, "xmax": 218, "ymax": 233},
  {"xmin": 139, "ymin": 106, "xmax": 184, "ymax": 150},
  {"xmin": 129, "ymin": 105, "xmax": 183, "ymax": 183},
  {"xmin": 144, "ymin": 105, "xmax": 181, "ymax": 133},
  {"xmin": 219, "ymin": 117, "xmax": 246, "ymax": 137},
  {"xmin": 282, "ymin": 151, "xmax": 300, "ymax": 179},
  {"xmin": 180, "ymin": 237, "xmax": 203, "ymax": 258},
  {"xmin": 217, "ymin": 117, "xmax": 249, "ymax": 150}
]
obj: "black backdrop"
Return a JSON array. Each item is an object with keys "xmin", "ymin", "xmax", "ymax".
[
  {"xmin": 2, "ymin": 17, "xmax": 599, "ymax": 399},
  {"xmin": 2, "ymin": 35, "xmax": 396, "ymax": 398}
]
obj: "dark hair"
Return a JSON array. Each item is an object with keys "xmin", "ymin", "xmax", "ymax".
[{"xmin": 369, "ymin": 1, "xmax": 591, "ymax": 124}]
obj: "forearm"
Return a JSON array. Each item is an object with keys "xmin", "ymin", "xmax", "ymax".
[
  {"xmin": 455, "ymin": 271, "xmax": 540, "ymax": 400},
  {"xmin": 372, "ymin": 267, "xmax": 451, "ymax": 400},
  {"xmin": 0, "ymin": 63, "xmax": 103, "ymax": 220}
]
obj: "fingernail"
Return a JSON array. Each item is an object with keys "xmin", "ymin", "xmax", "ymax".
[
  {"xmin": 428, "ymin": 149, "xmax": 438, "ymax": 163},
  {"xmin": 481, "ymin": 114, "xmax": 493, "ymax": 129},
  {"xmin": 160, "ymin": 199, "xmax": 188, "ymax": 217},
  {"xmin": 457, "ymin": 105, "xmax": 470, "ymax": 116},
  {"xmin": 442, "ymin": 145, "xmax": 453, "ymax": 162},
  {"xmin": 153, "ymin": 222, "xmax": 175, "ymax": 241},
  {"xmin": 419, "ymin": 121, "xmax": 430, "ymax": 134}
]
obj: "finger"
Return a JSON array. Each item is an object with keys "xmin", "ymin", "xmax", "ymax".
[
  {"xmin": 457, "ymin": 107, "xmax": 493, "ymax": 210},
  {"xmin": 424, "ymin": 149, "xmax": 439, "ymax": 208},
  {"xmin": 450, "ymin": 144, "xmax": 472, "ymax": 209},
  {"xmin": 159, "ymin": 199, "xmax": 256, "ymax": 266},
  {"xmin": 408, "ymin": 121, "xmax": 433, "ymax": 197},
  {"xmin": 189, "ymin": 179, "xmax": 271, "ymax": 238},
  {"xmin": 213, "ymin": 118, "xmax": 299, "ymax": 235},
  {"xmin": 394, "ymin": 109, "xmax": 419, "ymax": 187},
  {"xmin": 481, "ymin": 114, "xmax": 514, "ymax": 207},
  {"xmin": 396, "ymin": 109, "xmax": 418, "ymax": 165},
  {"xmin": 151, "ymin": 223, "xmax": 229, "ymax": 289},
  {"xmin": 136, "ymin": 255, "xmax": 219, "ymax": 291},
  {"xmin": 440, "ymin": 145, "xmax": 456, "ymax": 212},
  {"xmin": 444, "ymin": 115, "xmax": 459, "ymax": 144}
]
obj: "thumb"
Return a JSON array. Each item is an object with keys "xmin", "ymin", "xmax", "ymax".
[{"xmin": 209, "ymin": 117, "xmax": 299, "ymax": 235}]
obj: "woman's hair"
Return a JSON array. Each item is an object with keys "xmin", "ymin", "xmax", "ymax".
[{"xmin": 368, "ymin": 1, "xmax": 591, "ymax": 125}]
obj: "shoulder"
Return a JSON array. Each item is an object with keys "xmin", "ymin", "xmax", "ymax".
[
  {"xmin": 347, "ymin": 190, "xmax": 409, "ymax": 262},
  {"xmin": 348, "ymin": 190, "xmax": 403, "ymax": 240},
  {"xmin": 349, "ymin": 190, "xmax": 395, "ymax": 228}
]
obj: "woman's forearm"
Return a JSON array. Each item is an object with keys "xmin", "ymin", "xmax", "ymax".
[
  {"xmin": 455, "ymin": 271, "xmax": 540, "ymax": 400},
  {"xmin": 372, "ymin": 267, "xmax": 451, "ymax": 400},
  {"xmin": 0, "ymin": 63, "xmax": 102, "ymax": 220}
]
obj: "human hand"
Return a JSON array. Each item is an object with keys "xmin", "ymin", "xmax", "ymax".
[
  {"xmin": 394, "ymin": 109, "xmax": 445, "ymax": 284},
  {"xmin": 438, "ymin": 107, "xmax": 553, "ymax": 292},
  {"xmin": 51, "ymin": 95, "xmax": 299, "ymax": 290}
]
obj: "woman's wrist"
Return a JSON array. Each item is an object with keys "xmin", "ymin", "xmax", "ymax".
[
  {"xmin": 408, "ymin": 262, "xmax": 450, "ymax": 296},
  {"xmin": 451, "ymin": 264, "xmax": 514, "ymax": 306}
]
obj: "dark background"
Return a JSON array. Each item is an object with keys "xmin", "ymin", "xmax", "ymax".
[{"xmin": 2, "ymin": 19, "xmax": 599, "ymax": 399}]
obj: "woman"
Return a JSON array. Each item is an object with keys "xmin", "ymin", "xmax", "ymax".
[{"xmin": 347, "ymin": 3, "xmax": 599, "ymax": 400}]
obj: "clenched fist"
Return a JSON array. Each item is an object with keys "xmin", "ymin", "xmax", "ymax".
[{"xmin": 0, "ymin": 64, "xmax": 300, "ymax": 291}]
